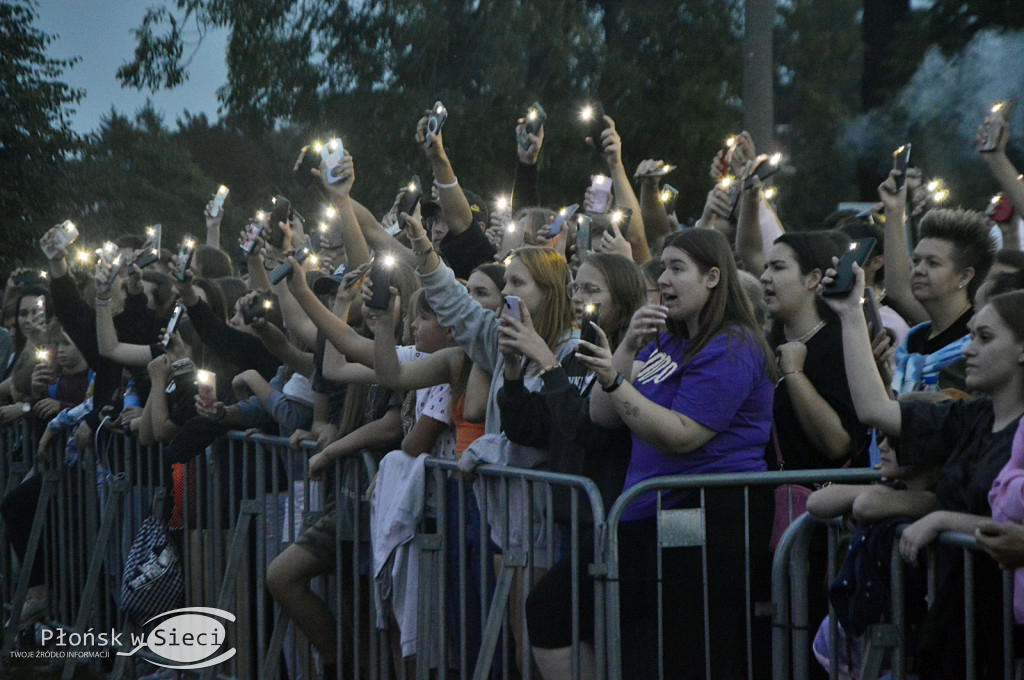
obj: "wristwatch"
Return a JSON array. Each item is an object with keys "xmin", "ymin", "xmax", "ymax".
[{"xmin": 602, "ymin": 372, "xmax": 626, "ymax": 393}]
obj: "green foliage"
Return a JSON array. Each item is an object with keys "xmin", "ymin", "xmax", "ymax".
[{"xmin": 0, "ymin": 0, "xmax": 83, "ymax": 274}]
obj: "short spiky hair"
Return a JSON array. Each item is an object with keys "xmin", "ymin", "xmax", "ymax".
[{"xmin": 918, "ymin": 208, "xmax": 996, "ymax": 300}]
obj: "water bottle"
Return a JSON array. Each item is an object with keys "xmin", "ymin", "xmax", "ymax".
[
  {"xmin": 123, "ymin": 380, "xmax": 141, "ymax": 408},
  {"xmin": 922, "ymin": 374, "xmax": 939, "ymax": 393}
]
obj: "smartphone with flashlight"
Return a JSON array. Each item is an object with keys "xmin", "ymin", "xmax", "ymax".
[
  {"xmin": 321, "ymin": 138, "xmax": 345, "ymax": 184},
  {"xmin": 636, "ymin": 164, "xmax": 676, "ymax": 179},
  {"xmin": 134, "ymin": 247, "xmax": 160, "ymax": 270},
  {"xmin": 503, "ymin": 295, "xmax": 524, "ymax": 323},
  {"xmin": 425, "ymin": 102, "xmax": 448, "ymax": 148},
  {"xmin": 399, "ymin": 176, "xmax": 422, "ymax": 221},
  {"xmin": 366, "ymin": 255, "xmax": 396, "ymax": 310},
  {"xmin": 269, "ymin": 245, "xmax": 311, "ymax": 285},
  {"xmin": 575, "ymin": 215, "xmax": 592, "ymax": 262},
  {"xmin": 979, "ymin": 101, "xmax": 1014, "ymax": 152},
  {"xmin": 294, "ymin": 143, "xmax": 320, "ymax": 188},
  {"xmin": 208, "ymin": 185, "xmax": 229, "ymax": 217},
  {"xmin": 659, "ymin": 184, "xmax": 679, "ymax": 215},
  {"xmin": 175, "ymin": 235, "xmax": 196, "ymax": 282},
  {"xmin": 163, "ymin": 303, "xmax": 185, "ymax": 347},
  {"xmin": 582, "ymin": 102, "xmax": 607, "ymax": 145},
  {"xmin": 611, "ymin": 208, "xmax": 633, "ymax": 239},
  {"xmin": 518, "ymin": 102, "xmax": 546, "ymax": 149},
  {"xmin": 196, "ymin": 370, "xmax": 217, "ymax": 410},
  {"xmin": 579, "ymin": 302, "xmax": 601, "ymax": 353},
  {"xmin": 586, "ymin": 175, "xmax": 613, "ymax": 214},
  {"xmin": 545, "ymin": 204, "xmax": 579, "ymax": 239},
  {"xmin": 267, "ymin": 195, "xmax": 291, "ymax": 249},
  {"xmin": 822, "ymin": 238, "xmax": 877, "ymax": 298},
  {"xmin": 145, "ymin": 223, "xmax": 162, "ymax": 252},
  {"xmin": 892, "ymin": 144, "xmax": 912, "ymax": 191},
  {"xmin": 40, "ymin": 220, "xmax": 80, "ymax": 259},
  {"xmin": 742, "ymin": 153, "xmax": 783, "ymax": 190},
  {"xmin": 242, "ymin": 291, "xmax": 275, "ymax": 325},
  {"xmin": 241, "ymin": 214, "xmax": 267, "ymax": 254}
]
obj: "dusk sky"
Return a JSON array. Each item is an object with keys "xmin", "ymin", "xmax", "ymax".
[{"xmin": 35, "ymin": 0, "xmax": 229, "ymax": 134}]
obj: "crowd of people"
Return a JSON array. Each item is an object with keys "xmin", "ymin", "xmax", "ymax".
[{"xmin": 3, "ymin": 100, "xmax": 1024, "ymax": 680}]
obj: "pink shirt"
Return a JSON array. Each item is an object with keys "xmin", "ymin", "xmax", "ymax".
[{"xmin": 987, "ymin": 419, "xmax": 1024, "ymax": 624}]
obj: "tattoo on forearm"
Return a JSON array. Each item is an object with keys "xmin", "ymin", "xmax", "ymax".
[{"xmin": 622, "ymin": 401, "xmax": 640, "ymax": 420}]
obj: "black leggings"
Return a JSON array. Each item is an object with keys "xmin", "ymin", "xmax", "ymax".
[{"xmin": 526, "ymin": 485, "xmax": 773, "ymax": 680}]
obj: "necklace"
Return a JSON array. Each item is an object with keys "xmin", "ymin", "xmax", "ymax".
[{"xmin": 785, "ymin": 319, "xmax": 826, "ymax": 344}]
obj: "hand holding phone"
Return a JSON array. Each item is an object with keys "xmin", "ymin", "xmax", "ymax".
[
  {"xmin": 978, "ymin": 101, "xmax": 1014, "ymax": 152},
  {"xmin": 579, "ymin": 303, "xmax": 601, "ymax": 354},
  {"xmin": 175, "ymin": 236, "xmax": 196, "ymax": 282},
  {"xmin": 269, "ymin": 246, "xmax": 311, "ymax": 285},
  {"xmin": 163, "ymin": 303, "xmax": 185, "ymax": 347},
  {"xmin": 545, "ymin": 204, "xmax": 579, "ymax": 239},
  {"xmin": 580, "ymin": 102, "xmax": 607, "ymax": 146},
  {"xmin": 40, "ymin": 220, "xmax": 80, "ymax": 260},
  {"xmin": 892, "ymin": 144, "xmax": 912, "ymax": 192},
  {"xmin": 822, "ymin": 238, "xmax": 876, "ymax": 298},
  {"xmin": 742, "ymin": 153, "xmax": 783, "ymax": 190},
  {"xmin": 365, "ymin": 255, "xmax": 396, "ymax": 310},
  {"xmin": 399, "ymin": 176, "xmax": 422, "ymax": 223},
  {"xmin": 321, "ymin": 138, "xmax": 345, "ymax": 183},
  {"xmin": 267, "ymin": 195, "xmax": 292, "ymax": 249},
  {"xmin": 659, "ymin": 184, "xmax": 679, "ymax": 215},
  {"xmin": 424, "ymin": 102, "xmax": 448, "ymax": 148},
  {"xmin": 503, "ymin": 295, "xmax": 524, "ymax": 323},
  {"xmin": 518, "ymin": 102, "xmax": 546, "ymax": 149},
  {"xmin": 575, "ymin": 216, "xmax": 593, "ymax": 262}
]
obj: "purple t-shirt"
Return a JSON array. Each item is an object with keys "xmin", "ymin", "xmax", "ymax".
[{"xmin": 621, "ymin": 329, "xmax": 774, "ymax": 521}]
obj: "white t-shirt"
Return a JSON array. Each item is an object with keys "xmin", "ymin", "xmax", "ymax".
[{"xmin": 395, "ymin": 345, "xmax": 456, "ymax": 460}]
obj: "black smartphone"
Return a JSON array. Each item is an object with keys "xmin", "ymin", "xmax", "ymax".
[
  {"xmin": 294, "ymin": 144, "xmax": 319, "ymax": 188},
  {"xmin": 242, "ymin": 291, "xmax": 275, "ymax": 325},
  {"xmin": 366, "ymin": 255, "xmax": 395, "ymax": 310},
  {"xmin": 660, "ymin": 184, "xmax": 679, "ymax": 215},
  {"xmin": 636, "ymin": 164, "xmax": 676, "ymax": 179},
  {"xmin": 175, "ymin": 236, "xmax": 196, "ymax": 282},
  {"xmin": 269, "ymin": 245, "xmax": 311, "ymax": 285},
  {"xmin": 582, "ymin": 102, "xmax": 607, "ymax": 146},
  {"xmin": 163, "ymin": 303, "xmax": 184, "ymax": 347},
  {"xmin": 134, "ymin": 247, "xmax": 160, "ymax": 270},
  {"xmin": 399, "ymin": 175, "xmax": 422, "ymax": 219},
  {"xmin": 892, "ymin": 144, "xmax": 912, "ymax": 192},
  {"xmin": 742, "ymin": 153, "xmax": 783, "ymax": 190},
  {"xmin": 503, "ymin": 295, "xmax": 523, "ymax": 322},
  {"xmin": 579, "ymin": 302, "xmax": 601, "ymax": 353},
  {"xmin": 424, "ymin": 101, "xmax": 448, "ymax": 148},
  {"xmin": 545, "ymin": 204, "xmax": 579, "ymax": 239},
  {"xmin": 862, "ymin": 287, "xmax": 886, "ymax": 341},
  {"xmin": 518, "ymin": 102, "xmax": 546, "ymax": 149},
  {"xmin": 268, "ymin": 195, "xmax": 292, "ymax": 249},
  {"xmin": 576, "ymin": 215, "xmax": 593, "ymax": 262},
  {"xmin": 822, "ymin": 238, "xmax": 877, "ymax": 298}
]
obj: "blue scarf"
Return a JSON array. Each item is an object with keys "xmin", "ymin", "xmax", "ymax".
[{"xmin": 891, "ymin": 322, "xmax": 969, "ymax": 395}]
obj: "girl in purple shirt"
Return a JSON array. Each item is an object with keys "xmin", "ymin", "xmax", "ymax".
[{"xmin": 579, "ymin": 228, "xmax": 775, "ymax": 680}]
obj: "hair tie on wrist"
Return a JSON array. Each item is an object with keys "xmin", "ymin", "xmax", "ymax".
[{"xmin": 433, "ymin": 177, "xmax": 459, "ymax": 190}]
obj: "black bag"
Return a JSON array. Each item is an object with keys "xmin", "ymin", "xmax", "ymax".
[{"xmin": 121, "ymin": 494, "xmax": 183, "ymax": 625}]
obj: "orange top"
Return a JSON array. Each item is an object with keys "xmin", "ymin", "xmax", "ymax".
[{"xmin": 453, "ymin": 392, "xmax": 485, "ymax": 454}]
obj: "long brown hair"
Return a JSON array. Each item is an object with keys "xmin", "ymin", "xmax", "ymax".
[
  {"xmin": 580, "ymin": 253, "xmax": 646, "ymax": 351},
  {"xmin": 661, "ymin": 230, "xmax": 775, "ymax": 374},
  {"xmin": 509, "ymin": 247, "xmax": 573, "ymax": 349}
]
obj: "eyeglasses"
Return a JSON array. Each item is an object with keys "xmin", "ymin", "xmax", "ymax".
[{"xmin": 567, "ymin": 282, "xmax": 605, "ymax": 297}]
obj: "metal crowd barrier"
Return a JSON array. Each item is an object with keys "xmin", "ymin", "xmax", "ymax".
[
  {"xmin": 413, "ymin": 458, "xmax": 607, "ymax": 680},
  {"xmin": 602, "ymin": 468, "xmax": 881, "ymax": 680},
  {"xmin": 0, "ymin": 422, "xmax": 382, "ymax": 680},
  {"xmin": 773, "ymin": 510, "xmax": 1021, "ymax": 680}
]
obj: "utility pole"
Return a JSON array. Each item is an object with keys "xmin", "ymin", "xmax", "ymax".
[{"xmin": 743, "ymin": 0, "xmax": 774, "ymax": 149}]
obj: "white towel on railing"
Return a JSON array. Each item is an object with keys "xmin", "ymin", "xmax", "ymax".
[{"xmin": 370, "ymin": 450, "xmax": 437, "ymax": 661}]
